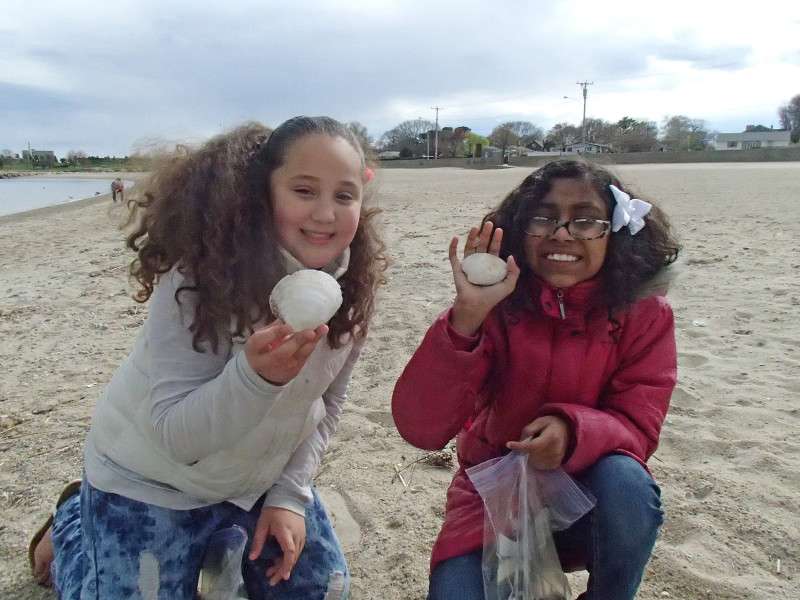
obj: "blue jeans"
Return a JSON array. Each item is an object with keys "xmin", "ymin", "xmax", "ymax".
[
  {"xmin": 50, "ymin": 479, "xmax": 349, "ymax": 600},
  {"xmin": 428, "ymin": 454, "xmax": 663, "ymax": 600}
]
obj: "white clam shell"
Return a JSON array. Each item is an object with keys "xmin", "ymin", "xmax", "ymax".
[
  {"xmin": 269, "ymin": 270, "xmax": 343, "ymax": 331},
  {"xmin": 461, "ymin": 253, "xmax": 508, "ymax": 286}
]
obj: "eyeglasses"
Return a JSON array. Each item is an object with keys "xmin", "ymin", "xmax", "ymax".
[{"xmin": 525, "ymin": 217, "xmax": 611, "ymax": 240}]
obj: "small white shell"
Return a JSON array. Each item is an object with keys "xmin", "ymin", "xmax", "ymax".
[
  {"xmin": 269, "ymin": 270, "xmax": 343, "ymax": 331},
  {"xmin": 461, "ymin": 253, "xmax": 508, "ymax": 286}
]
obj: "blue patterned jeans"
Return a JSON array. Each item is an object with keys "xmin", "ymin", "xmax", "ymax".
[{"xmin": 50, "ymin": 479, "xmax": 349, "ymax": 600}]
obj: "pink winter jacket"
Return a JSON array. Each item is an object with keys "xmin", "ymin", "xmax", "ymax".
[{"xmin": 391, "ymin": 278, "xmax": 677, "ymax": 570}]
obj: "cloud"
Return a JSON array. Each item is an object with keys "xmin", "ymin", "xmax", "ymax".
[
  {"xmin": 647, "ymin": 31, "xmax": 753, "ymax": 70},
  {"xmin": 1, "ymin": 0, "xmax": 799, "ymax": 157}
]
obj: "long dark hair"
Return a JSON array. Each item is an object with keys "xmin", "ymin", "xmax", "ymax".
[
  {"xmin": 126, "ymin": 117, "xmax": 387, "ymax": 351},
  {"xmin": 484, "ymin": 158, "xmax": 680, "ymax": 316}
]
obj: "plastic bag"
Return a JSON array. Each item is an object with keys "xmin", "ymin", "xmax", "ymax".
[
  {"xmin": 197, "ymin": 525, "xmax": 250, "ymax": 600},
  {"xmin": 467, "ymin": 452, "xmax": 595, "ymax": 600}
]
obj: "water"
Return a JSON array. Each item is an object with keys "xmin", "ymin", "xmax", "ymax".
[{"xmin": 0, "ymin": 177, "xmax": 134, "ymax": 217}]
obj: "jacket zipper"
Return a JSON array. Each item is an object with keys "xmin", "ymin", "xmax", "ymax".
[{"xmin": 556, "ymin": 289, "xmax": 566, "ymax": 319}]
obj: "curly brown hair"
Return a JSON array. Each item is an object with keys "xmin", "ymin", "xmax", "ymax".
[
  {"xmin": 125, "ymin": 117, "xmax": 388, "ymax": 352},
  {"xmin": 483, "ymin": 158, "xmax": 680, "ymax": 316}
]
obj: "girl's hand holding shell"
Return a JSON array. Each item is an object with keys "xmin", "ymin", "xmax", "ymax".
[
  {"xmin": 269, "ymin": 270, "xmax": 342, "ymax": 332},
  {"xmin": 449, "ymin": 222, "xmax": 519, "ymax": 337},
  {"xmin": 247, "ymin": 269, "xmax": 343, "ymax": 384},
  {"xmin": 244, "ymin": 320, "xmax": 328, "ymax": 385}
]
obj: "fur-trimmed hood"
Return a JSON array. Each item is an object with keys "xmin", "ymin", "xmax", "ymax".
[{"xmin": 637, "ymin": 258, "xmax": 682, "ymax": 300}]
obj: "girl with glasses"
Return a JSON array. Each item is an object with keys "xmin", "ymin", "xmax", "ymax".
[{"xmin": 392, "ymin": 158, "xmax": 680, "ymax": 600}]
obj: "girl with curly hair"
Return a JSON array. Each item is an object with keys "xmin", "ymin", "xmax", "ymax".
[
  {"xmin": 393, "ymin": 158, "xmax": 680, "ymax": 600},
  {"xmin": 30, "ymin": 116, "xmax": 388, "ymax": 599}
]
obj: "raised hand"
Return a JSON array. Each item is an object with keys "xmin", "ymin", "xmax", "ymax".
[
  {"xmin": 244, "ymin": 319, "xmax": 328, "ymax": 385},
  {"xmin": 449, "ymin": 221, "xmax": 519, "ymax": 336}
]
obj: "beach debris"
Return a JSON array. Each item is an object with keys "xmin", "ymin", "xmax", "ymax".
[
  {"xmin": 392, "ymin": 464, "xmax": 411, "ymax": 488},
  {"xmin": 692, "ymin": 318, "xmax": 708, "ymax": 327},
  {"xmin": 461, "ymin": 253, "xmax": 508, "ymax": 285},
  {"xmin": 24, "ymin": 441, "xmax": 80, "ymax": 459},
  {"xmin": 0, "ymin": 414, "xmax": 23, "ymax": 429},
  {"xmin": 420, "ymin": 449, "xmax": 454, "ymax": 468},
  {"xmin": 269, "ymin": 270, "xmax": 343, "ymax": 331},
  {"xmin": 393, "ymin": 449, "xmax": 456, "ymax": 491},
  {"xmin": 776, "ymin": 558, "xmax": 781, "ymax": 574},
  {"xmin": 392, "ymin": 460, "xmax": 422, "ymax": 492}
]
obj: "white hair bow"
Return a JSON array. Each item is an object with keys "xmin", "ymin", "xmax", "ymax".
[{"xmin": 610, "ymin": 184, "xmax": 651, "ymax": 235}]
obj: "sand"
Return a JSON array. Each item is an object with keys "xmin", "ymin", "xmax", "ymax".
[{"xmin": 1, "ymin": 164, "xmax": 798, "ymax": 599}]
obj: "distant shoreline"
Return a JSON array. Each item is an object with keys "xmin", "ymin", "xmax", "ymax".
[
  {"xmin": 0, "ymin": 171, "xmax": 143, "ymax": 180},
  {"xmin": 0, "ymin": 192, "xmax": 110, "ymax": 225},
  {"xmin": 0, "ymin": 171, "xmax": 147, "ymax": 224},
  {"xmin": 0, "ymin": 169, "xmax": 144, "ymax": 179}
]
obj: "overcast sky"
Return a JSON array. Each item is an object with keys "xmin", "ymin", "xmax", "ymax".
[{"xmin": 3, "ymin": 0, "xmax": 799, "ymax": 158}]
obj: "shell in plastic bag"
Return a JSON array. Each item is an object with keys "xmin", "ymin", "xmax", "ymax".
[{"xmin": 269, "ymin": 269, "xmax": 343, "ymax": 331}]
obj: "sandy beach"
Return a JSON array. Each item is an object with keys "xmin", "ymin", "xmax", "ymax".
[{"xmin": 1, "ymin": 163, "xmax": 798, "ymax": 599}]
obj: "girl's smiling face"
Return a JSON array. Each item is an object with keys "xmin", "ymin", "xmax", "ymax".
[
  {"xmin": 524, "ymin": 177, "xmax": 610, "ymax": 289},
  {"xmin": 270, "ymin": 134, "xmax": 363, "ymax": 269}
]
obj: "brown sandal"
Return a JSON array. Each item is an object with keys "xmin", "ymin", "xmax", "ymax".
[{"xmin": 28, "ymin": 480, "xmax": 82, "ymax": 579}]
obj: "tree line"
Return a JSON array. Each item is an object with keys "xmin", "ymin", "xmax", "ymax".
[
  {"xmin": 5, "ymin": 95, "xmax": 797, "ymax": 167},
  {"xmin": 357, "ymin": 93, "xmax": 800, "ymax": 159},
  {"xmin": 0, "ymin": 149, "xmax": 133, "ymax": 170}
]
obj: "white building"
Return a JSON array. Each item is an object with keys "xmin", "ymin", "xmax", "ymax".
[
  {"xmin": 715, "ymin": 129, "xmax": 792, "ymax": 150},
  {"xmin": 555, "ymin": 142, "xmax": 612, "ymax": 154},
  {"xmin": 22, "ymin": 149, "xmax": 58, "ymax": 163}
]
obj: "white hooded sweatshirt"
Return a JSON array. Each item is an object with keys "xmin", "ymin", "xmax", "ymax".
[{"xmin": 84, "ymin": 249, "xmax": 360, "ymax": 515}]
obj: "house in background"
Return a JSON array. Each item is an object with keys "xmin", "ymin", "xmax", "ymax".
[
  {"xmin": 481, "ymin": 145, "xmax": 504, "ymax": 158},
  {"xmin": 554, "ymin": 142, "xmax": 612, "ymax": 154},
  {"xmin": 526, "ymin": 139, "xmax": 547, "ymax": 152},
  {"xmin": 715, "ymin": 126, "xmax": 792, "ymax": 150},
  {"xmin": 21, "ymin": 149, "xmax": 58, "ymax": 164},
  {"xmin": 508, "ymin": 145, "xmax": 548, "ymax": 157}
]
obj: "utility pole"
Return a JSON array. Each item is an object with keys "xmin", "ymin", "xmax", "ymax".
[
  {"xmin": 432, "ymin": 106, "xmax": 441, "ymax": 159},
  {"xmin": 576, "ymin": 81, "xmax": 593, "ymax": 147}
]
